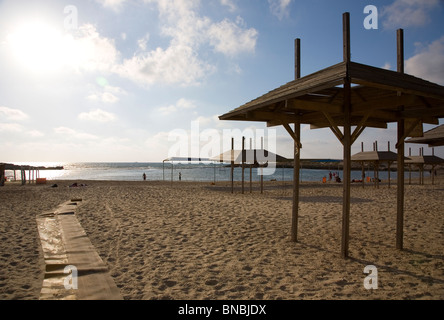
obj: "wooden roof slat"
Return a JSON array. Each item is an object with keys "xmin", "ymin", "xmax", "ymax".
[
  {"xmin": 220, "ymin": 61, "xmax": 444, "ymax": 126},
  {"xmin": 348, "ymin": 62, "xmax": 444, "ymax": 101}
]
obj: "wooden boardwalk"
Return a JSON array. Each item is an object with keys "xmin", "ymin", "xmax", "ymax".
[{"xmin": 36, "ymin": 200, "xmax": 123, "ymax": 300}]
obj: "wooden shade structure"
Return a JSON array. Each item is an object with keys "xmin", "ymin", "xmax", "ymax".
[
  {"xmin": 351, "ymin": 150, "xmax": 400, "ymax": 188},
  {"xmin": 405, "ymin": 152, "xmax": 444, "ymax": 185},
  {"xmin": 211, "ymin": 147, "xmax": 289, "ymax": 194},
  {"xmin": 406, "ymin": 124, "xmax": 444, "ymax": 147},
  {"xmin": 219, "ymin": 13, "xmax": 444, "ymax": 258}
]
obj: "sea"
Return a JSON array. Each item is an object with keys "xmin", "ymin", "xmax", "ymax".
[{"xmin": 4, "ymin": 162, "xmax": 421, "ymax": 183}]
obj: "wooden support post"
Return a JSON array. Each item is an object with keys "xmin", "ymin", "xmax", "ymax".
[
  {"xmin": 0, "ymin": 164, "xmax": 5, "ymax": 187},
  {"xmin": 408, "ymin": 148, "xmax": 412, "ymax": 185},
  {"xmin": 341, "ymin": 12, "xmax": 351, "ymax": 259},
  {"xmin": 396, "ymin": 28, "xmax": 405, "ymax": 251},
  {"xmin": 292, "ymin": 121, "xmax": 301, "ymax": 243},
  {"xmin": 242, "ymin": 137, "xmax": 245, "ymax": 194},
  {"xmin": 388, "ymin": 142, "xmax": 391, "ymax": 188},
  {"xmin": 342, "ymin": 87, "xmax": 351, "ymax": 258},
  {"xmin": 291, "ymin": 38, "xmax": 302, "ymax": 243},
  {"xmin": 231, "ymin": 138, "xmax": 234, "ymax": 193},
  {"xmin": 361, "ymin": 142, "xmax": 365, "ymax": 188},
  {"xmin": 260, "ymin": 137, "xmax": 264, "ymax": 194},
  {"xmin": 250, "ymin": 138, "xmax": 252, "ymax": 193}
]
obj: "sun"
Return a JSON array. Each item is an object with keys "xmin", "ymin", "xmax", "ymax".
[{"xmin": 7, "ymin": 20, "xmax": 67, "ymax": 73}]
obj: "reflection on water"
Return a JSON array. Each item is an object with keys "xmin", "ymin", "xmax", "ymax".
[{"xmin": 4, "ymin": 162, "xmax": 422, "ymax": 182}]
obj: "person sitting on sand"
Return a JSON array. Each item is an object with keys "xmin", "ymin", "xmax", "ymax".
[{"xmin": 335, "ymin": 176, "xmax": 341, "ymax": 183}]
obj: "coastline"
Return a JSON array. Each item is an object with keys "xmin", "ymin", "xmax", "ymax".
[{"xmin": 1, "ymin": 178, "xmax": 443, "ymax": 300}]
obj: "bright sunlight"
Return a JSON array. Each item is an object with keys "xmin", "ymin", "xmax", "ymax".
[{"xmin": 6, "ymin": 20, "xmax": 84, "ymax": 74}]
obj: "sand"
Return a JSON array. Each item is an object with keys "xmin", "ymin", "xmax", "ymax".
[{"xmin": 0, "ymin": 177, "xmax": 443, "ymax": 300}]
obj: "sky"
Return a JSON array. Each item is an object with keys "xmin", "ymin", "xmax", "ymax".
[{"xmin": 0, "ymin": 0, "xmax": 443, "ymax": 163}]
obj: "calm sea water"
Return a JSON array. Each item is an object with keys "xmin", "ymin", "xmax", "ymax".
[{"xmin": 5, "ymin": 162, "xmax": 421, "ymax": 183}]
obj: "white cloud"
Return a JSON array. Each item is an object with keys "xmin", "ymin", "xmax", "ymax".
[
  {"xmin": 117, "ymin": 44, "xmax": 214, "ymax": 86},
  {"xmin": 96, "ymin": 0, "xmax": 127, "ymax": 12},
  {"xmin": 220, "ymin": 0, "xmax": 237, "ymax": 12},
  {"xmin": 268, "ymin": 0, "xmax": 292, "ymax": 20},
  {"xmin": 54, "ymin": 127, "xmax": 98, "ymax": 140},
  {"xmin": 70, "ymin": 24, "xmax": 120, "ymax": 73},
  {"xmin": 87, "ymin": 85, "xmax": 126, "ymax": 103},
  {"xmin": 405, "ymin": 36, "xmax": 444, "ymax": 85},
  {"xmin": 0, "ymin": 106, "xmax": 28, "ymax": 121},
  {"xmin": 382, "ymin": 62, "xmax": 392, "ymax": 70},
  {"xmin": 381, "ymin": 0, "xmax": 440, "ymax": 29},
  {"xmin": 78, "ymin": 109, "xmax": 117, "ymax": 122},
  {"xmin": 118, "ymin": 0, "xmax": 257, "ymax": 86},
  {"xmin": 159, "ymin": 98, "xmax": 197, "ymax": 115},
  {"xmin": 0, "ymin": 123, "xmax": 23, "ymax": 132},
  {"xmin": 102, "ymin": 92, "xmax": 119, "ymax": 104},
  {"xmin": 27, "ymin": 130, "xmax": 45, "ymax": 137},
  {"xmin": 208, "ymin": 17, "xmax": 258, "ymax": 56}
]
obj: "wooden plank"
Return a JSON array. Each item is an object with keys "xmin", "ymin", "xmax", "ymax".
[
  {"xmin": 349, "ymin": 62, "xmax": 444, "ymax": 101},
  {"xmin": 219, "ymin": 62, "xmax": 347, "ymax": 120}
]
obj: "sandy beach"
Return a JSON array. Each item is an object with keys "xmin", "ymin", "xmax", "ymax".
[{"xmin": 0, "ymin": 177, "xmax": 443, "ymax": 300}]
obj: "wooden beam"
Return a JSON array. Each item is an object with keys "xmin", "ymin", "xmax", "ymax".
[
  {"xmin": 396, "ymin": 28, "xmax": 405, "ymax": 251},
  {"xmin": 342, "ymin": 11, "xmax": 351, "ymax": 259},
  {"xmin": 310, "ymin": 119, "xmax": 388, "ymax": 129},
  {"xmin": 231, "ymin": 138, "xmax": 234, "ymax": 193},
  {"xmin": 322, "ymin": 111, "xmax": 344, "ymax": 142},
  {"xmin": 351, "ymin": 111, "xmax": 372, "ymax": 144},
  {"xmin": 396, "ymin": 118, "xmax": 422, "ymax": 148},
  {"xmin": 295, "ymin": 38, "xmax": 301, "ymax": 80},
  {"xmin": 291, "ymin": 121, "xmax": 301, "ymax": 241},
  {"xmin": 351, "ymin": 94, "xmax": 416, "ymax": 114},
  {"xmin": 287, "ymin": 98, "xmax": 343, "ymax": 113},
  {"xmin": 282, "ymin": 122, "xmax": 302, "ymax": 149},
  {"xmin": 292, "ymin": 38, "xmax": 301, "ymax": 243},
  {"xmin": 246, "ymin": 110, "xmax": 300, "ymax": 123}
]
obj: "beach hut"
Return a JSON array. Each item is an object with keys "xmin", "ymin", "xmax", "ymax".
[{"xmin": 218, "ymin": 13, "xmax": 444, "ymax": 258}]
